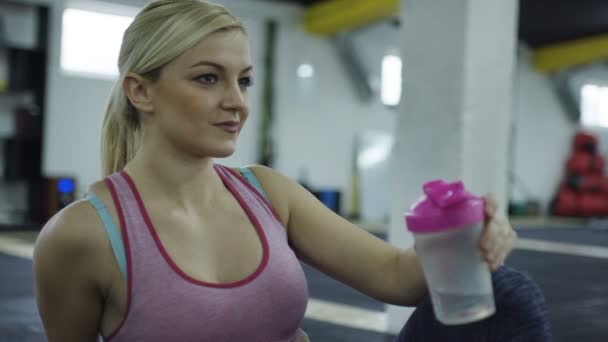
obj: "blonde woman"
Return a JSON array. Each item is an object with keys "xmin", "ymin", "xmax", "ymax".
[{"xmin": 33, "ymin": 1, "xmax": 550, "ymax": 341}]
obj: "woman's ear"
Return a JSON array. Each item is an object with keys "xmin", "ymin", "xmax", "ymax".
[{"xmin": 123, "ymin": 72, "xmax": 155, "ymax": 113}]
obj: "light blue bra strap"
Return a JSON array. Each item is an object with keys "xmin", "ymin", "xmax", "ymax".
[
  {"xmin": 239, "ymin": 167, "xmax": 270, "ymax": 203},
  {"xmin": 86, "ymin": 193, "xmax": 127, "ymax": 280}
]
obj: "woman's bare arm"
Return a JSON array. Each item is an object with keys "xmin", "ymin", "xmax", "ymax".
[
  {"xmin": 251, "ymin": 166, "xmax": 516, "ymax": 307},
  {"xmin": 33, "ymin": 201, "xmax": 106, "ymax": 341},
  {"xmin": 250, "ymin": 165, "xmax": 427, "ymax": 306}
]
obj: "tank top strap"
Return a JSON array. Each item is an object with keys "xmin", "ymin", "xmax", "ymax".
[
  {"xmin": 104, "ymin": 171, "xmax": 167, "ymax": 287},
  {"xmin": 213, "ymin": 164, "xmax": 285, "ymax": 227}
]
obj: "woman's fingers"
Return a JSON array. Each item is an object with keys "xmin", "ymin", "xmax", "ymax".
[
  {"xmin": 483, "ymin": 193, "xmax": 497, "ymax": 219},
  {"xmin": 479, "ymin": 214, "xmax": 517, "ymax": 270},
  {"xmin": 478, "ymin": 193, "xmax": 518, "ymax": 270}
]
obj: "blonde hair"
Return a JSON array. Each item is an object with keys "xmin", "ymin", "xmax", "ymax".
[{"xmin": 101, "ymin": 0, "xmax": 244, "ymax": 176}]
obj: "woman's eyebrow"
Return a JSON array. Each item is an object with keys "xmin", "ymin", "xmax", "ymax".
[{"xmin": 189, "ymin": 61, "xmax": 253, "ymax": 73}]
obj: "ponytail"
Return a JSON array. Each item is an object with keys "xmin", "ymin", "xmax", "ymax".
[{"xmin": 100, "ymin": 84, "xmax": 140, "ymax": 176}]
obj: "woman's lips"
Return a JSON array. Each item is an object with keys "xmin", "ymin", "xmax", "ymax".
[{"xmin": 214, "ymin": 122, "xmax": 239, "ymax": 133}]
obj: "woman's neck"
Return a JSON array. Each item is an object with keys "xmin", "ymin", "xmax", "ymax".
[{"xmin": 124, "ymin": 139, "xmax": 226, "ymax": 212}]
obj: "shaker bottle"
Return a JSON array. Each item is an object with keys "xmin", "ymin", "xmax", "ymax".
[{"xmin": 405, "ymin": 179, "xmax": 495, "ymax": 325}]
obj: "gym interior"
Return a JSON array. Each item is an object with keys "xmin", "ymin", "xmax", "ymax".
[{"xmin": 0, "ymin": 0, "xmax": 607, "ymax": 341}]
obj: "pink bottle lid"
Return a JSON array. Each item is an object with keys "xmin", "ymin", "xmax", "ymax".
[{"xmin": 405, "ymin": 179, "xmax": 485, "ymax": 234}]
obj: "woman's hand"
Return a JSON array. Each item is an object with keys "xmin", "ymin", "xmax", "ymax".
[{"xmin": 479, "ymin": 194, "xmax": 517, "ymax": 271}]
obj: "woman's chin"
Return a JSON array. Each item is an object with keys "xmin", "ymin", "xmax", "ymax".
[
  {"xmin": 210, "ymin": 144, "xmax": 237, "ymax": 158},
  {"xmin": 213, "ymin": 149, "xmax": 236, "ymax": 159},
  {"xmin": 188, "ymin": 140, "xmax": 237, "ymax": 159}
]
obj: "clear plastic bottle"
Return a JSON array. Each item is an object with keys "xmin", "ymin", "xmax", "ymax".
[{"xmin": 405, "ymin": 179, "xmax": 495, "ymax": 325}]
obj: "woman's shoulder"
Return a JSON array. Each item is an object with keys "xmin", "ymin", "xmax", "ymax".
[
  {"xmin": 35, "ymin": 199, "xmax": 105, "ymax": 258},
  {"xmin": 46, "ymin": 179, "xmax": 112, "ymax": 235},
  {"xmin": 231, "ymin": 164, "xmax": 287, "ymax": 183},
  {"xmin": 87, "ymin": 179, "xmax": 114, "ymax": 205},
  {"xmin": 230, "ymin": 165, "xmax": 297, "ymax": 226},
  {"xmin": 229, "ymin": 164, "xmax": 293, "ymax": 191},
  {"xmin": 34, "ymin": 180, "xmax": 114, "ymax": 271}
]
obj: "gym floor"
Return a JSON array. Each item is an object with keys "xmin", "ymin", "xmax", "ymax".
[{"xmin": 1, "ymin": 219, "xmax": 607, "ymax": 341}]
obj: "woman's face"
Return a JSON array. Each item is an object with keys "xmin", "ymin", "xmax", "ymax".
[{"xmin": 147, "ymin": 29, "xmax": 253, "ymax": 159}]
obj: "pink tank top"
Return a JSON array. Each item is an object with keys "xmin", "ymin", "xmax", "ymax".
[{"xmin": 103, "ymin": 164, "xmax": 309, "ymax": 341}]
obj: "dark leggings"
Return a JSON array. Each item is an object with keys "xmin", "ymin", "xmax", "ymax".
[{"xmin": 396, "ymin": 266, "xmax": 552, "ymax": 342}]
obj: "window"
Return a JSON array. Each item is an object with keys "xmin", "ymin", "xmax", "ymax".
[
  {"xmin": 381, "ymin": 54, "xmax": 402, "ymax": 106},
  {"xmin": 580, "ymin": 84, "xmax": 608, "ymax": 128},
  {"xmin": 61, "ymin": 8, "xmax": 134, "ymax": 78}
]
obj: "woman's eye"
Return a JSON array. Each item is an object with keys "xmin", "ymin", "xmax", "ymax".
[
  {"xmin": 196, "ymin": 74, "xmax": 218, "ymax": 84},
  {"xmin": 239, "ymin": 76, "xmax": 255, "ymax": 88}
]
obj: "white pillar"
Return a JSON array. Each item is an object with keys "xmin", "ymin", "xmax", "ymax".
[{"xmin": 386, "ymin": 0, "xmax": 518, "ymax": 334}]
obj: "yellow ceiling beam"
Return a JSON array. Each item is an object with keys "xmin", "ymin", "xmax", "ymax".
[
  {"xmin": 533, "ymin": 33, "xmax": 608, "ymax": 73},
  {"xmin": 304, "ymin": 0, "xmax": 399, "ymax": 36}
]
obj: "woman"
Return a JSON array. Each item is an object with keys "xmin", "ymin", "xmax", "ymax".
[{"xmin": 33, "ymin": 1, "xmax": 550, "ymax": 341}]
